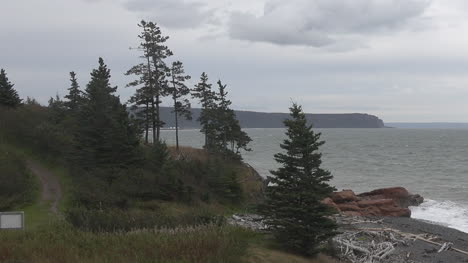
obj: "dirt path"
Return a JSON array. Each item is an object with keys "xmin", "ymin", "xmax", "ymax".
[{"xmin": 26, "ymin": 160, "xmax": 62, "ymax": 214}]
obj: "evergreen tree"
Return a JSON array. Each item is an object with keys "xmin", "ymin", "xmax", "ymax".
[
  {"xmin": 192, "ymin": 72, "xmax": 216, "ymax": 149},
  {"xmin": 0, "ymin": 69, "xmax": 22, "ymax": 108},
  {"xmin": 64, "ymin": 71, "xmax": 83, "ymax": 111},
  {"xmin": 260, "ymin": 103, "xmax": 337, "ymax": 256},
  {"xmin": 168, "ymin": 61, "xmax": 192, "ymax": 151},
  {"xmin": 126, "ymin": 63, "xmax": 152, "ymax": 144},
  {"xmin": 127, "ymin": 20, "xmax": 172, "ymax": 143},
  {"xmin": 213, "ymin": 80, "xmax": 252, "ymax": 157},
  {"xmin": 75, "ymin": 58, "xmax": 140, "ymax": 182},
  {"xmin": 48, "ymin": 95, "xmax": 67, "ymax": 124}
]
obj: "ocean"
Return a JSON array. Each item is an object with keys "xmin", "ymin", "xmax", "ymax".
[{"xmin": 160, "ymin": 128, "xmax": 468, "ymax": 233}]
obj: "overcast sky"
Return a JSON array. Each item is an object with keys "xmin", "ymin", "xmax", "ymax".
[{"xmin": 2, "ymin": 0, "xmax": 468, "ymax": 122}]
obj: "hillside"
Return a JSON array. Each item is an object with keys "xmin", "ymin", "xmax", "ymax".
[{"xmin": 156, "ymin": 107, "xmax": 385, "ymax": 129}]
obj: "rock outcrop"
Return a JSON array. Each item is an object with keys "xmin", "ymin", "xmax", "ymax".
[{"xmin": 323, "ymin": 187, "xmax": 424, "ymax": 217}]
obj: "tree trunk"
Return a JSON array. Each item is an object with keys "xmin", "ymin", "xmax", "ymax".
[
  {"xmin": 156, "ymin": 94, "xmax": 160, "ymax": 141},
  {"xmin": 144, "ymin": 101, "xmax": 149, "ymax": 144},
  {"xmin": 151, "ymin": 98, "xmax": 156, "ymax": 144},
  {"xmin": 174, "ymin": 96, "xmax": 179, "ymax": 151}
]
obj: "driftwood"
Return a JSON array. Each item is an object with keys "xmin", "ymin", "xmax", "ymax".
[{"xmin": 361, "ymin": 227, "xmax": 468, "ymax": 257}]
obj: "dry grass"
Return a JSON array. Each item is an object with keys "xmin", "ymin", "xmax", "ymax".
[
  {"xmin": 0, "ymin": 223, "xmax": 254, "ymax": 263},
  {"xmin": 168, "ymin": 146, "xmax": 210, "ymax": 163},
  {"xmin": 245, "ymin": 247, "xmax": 339, "ymax": 263}
]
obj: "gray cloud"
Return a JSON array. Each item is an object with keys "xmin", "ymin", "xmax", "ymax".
[
  {"xmin": 228, "ymin": 0, "xmax": 431, "ymax": 48},
  {"xmin": 124, "ymin": 0, "xmax": 213, "ymax": 29}
]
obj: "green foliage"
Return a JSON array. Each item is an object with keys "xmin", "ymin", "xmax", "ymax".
[
  {"xmin": 0, "ymin": 146, "xmax": 36, "ymax": 210},
  {"xmin": 192, "ymin": 74, "xmax": 252, "ymax": 158},
  {"xmin": 0, "ymin": 69, "xmax": 22, "ymax": 108},
  {"xmin": 260, "ymin": 103, "xmax": 337, "ymax": 257},
  {"xmin": 64, "ymin": 71, "xmax": 83, "ymax": 111},
  {"xmin": 74, "ymin": 58, "xmax": 141, "ymax": 171}
]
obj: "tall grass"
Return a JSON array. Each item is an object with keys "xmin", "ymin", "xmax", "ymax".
[
  {"xmin": 0, "ymin": 223, "xmax": 254, "ymax": 263},
  {"xmin": 0, "ymin": 143, "xmax": 37, "ymax": 210}
]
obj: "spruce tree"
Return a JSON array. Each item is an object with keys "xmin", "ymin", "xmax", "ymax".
[
  {"xmin": 64, "ymin": 71, "xmax": 83, "ymax": 111},
  {"xmin": 75, "ymin": 58, "xmax": 140, "ymax": 182},
  {"xmin": 260, "ymin": 103, "xmax": 337, "ymax": 256},
  {"xmin": 214, "ymin": 80, "xmax": 251, "ymax": 156},
  {"xmin": 168, "ymin": 61, "xmax": 192, "ymax": 151},
  {"xmin": 0, "ymin": 69, "xmax": 22, "ymax": 108}
]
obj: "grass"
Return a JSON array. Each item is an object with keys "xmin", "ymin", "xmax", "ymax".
[{"xmin": 0, "ymin": 223, "xmax": 254, "ymax": 263}]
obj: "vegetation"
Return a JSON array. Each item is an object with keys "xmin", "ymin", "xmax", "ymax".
[
  {"xmin": 0, "ymin": 144, "xmax": 36, "ymax": 210},
  {"xmin": 260, "ymin": 103, "xmax": 337, "ymax": 256},
  {"xmin": 0, "ymin": 223, "xmax": 254, "ymax": 263},
  {"xmin": 0, "ymin": 69, "xmax": 22, "ymax": 108}
]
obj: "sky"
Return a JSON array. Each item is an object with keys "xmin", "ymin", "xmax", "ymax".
[{"xmin": 2, "ymin": 0, "xmax": 468, "ymax": 122}]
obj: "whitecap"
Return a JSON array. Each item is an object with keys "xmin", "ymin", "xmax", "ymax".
[{"xmin": 410, "ymin": 199, "xmax": 468, "ymax": 233}]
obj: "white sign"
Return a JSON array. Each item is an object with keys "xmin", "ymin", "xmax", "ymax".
[{"xmin": 0, "ymin": 212, "xmax": 24, "ymax": 229}]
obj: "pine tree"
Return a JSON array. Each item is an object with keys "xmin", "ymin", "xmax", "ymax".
[
  {"xmin": 0, "ymin": 69, "xmax": 22, "ymax": 108},
  {"xmin": 168, "ymin": 61, "xmax": 192, "ymax": 151},
  {"xmin": 260, "ymin": 103, "xmax": 337, "ymax": 256},
  {"xmin": 75, "ymin": 58, "xmax": 140, "ymax": 182},
  {"xmin": 64, "ymin": 71, "xmax": 83, "ymax": 111},
  {"xmin": 127, "ymin": 20, "xmax": 172, "ymax": 143},
  {"xmin": 192, "ymin": 72, "xmax": 216, "ymax": 149},
  {"xmin": 126, "ymin": 63, "xmax": 152, "ymax": 144}
]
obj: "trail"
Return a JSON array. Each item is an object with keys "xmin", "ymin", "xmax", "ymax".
[{"xmin": 26, "ymin": 160, "xmax": 62, "ymax": 214}]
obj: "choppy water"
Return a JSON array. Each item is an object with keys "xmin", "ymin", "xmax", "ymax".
[{"xmin": 160, "ymin": 128, "xmax": 468, "ymax": 232}]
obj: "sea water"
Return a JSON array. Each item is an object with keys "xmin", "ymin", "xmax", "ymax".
[{"xmin": 160, "ymin": 128, "xmax": 468, "ymax": 233}]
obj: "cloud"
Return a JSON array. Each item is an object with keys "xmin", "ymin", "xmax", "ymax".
[
  {"xmin": 123, "ymin": 0, "xmax": 213, "ymax": 29},
  {"xmin": 228, "ymin": 0, "xmax": 432, "ymax": 48}
]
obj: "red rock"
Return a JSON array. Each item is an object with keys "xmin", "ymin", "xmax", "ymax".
[
  {"xmin": 321, "ymin": 197, "xmax": 340, "ymax": 212},
  {"xmin": 380, "ymin": 207, "xmax": 411, "ymax": 217},
  {"xmin": 322, "ymin": 187, "xmax": 422, "ymax": 218},
  {"xmin": 357, "ymin": 199, "xmax": 395, "ymax": 208},
  {"xmin": 357, "ymin": 187, "xmax": 423, "ymax": 208},
  {"xmin": 331, "ymin": 190, "xmax": 359, "ymax": 203},
  {"xmin": 337, "ymin": 203, "xmax": 362, "ymax": 212}
]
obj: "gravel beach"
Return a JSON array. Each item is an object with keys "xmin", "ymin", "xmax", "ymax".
[{"xmin": 336, "ymin": 215, "xmax": 468, "ymax": 263}]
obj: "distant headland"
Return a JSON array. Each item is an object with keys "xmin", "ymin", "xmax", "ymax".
[{"xmin": 156, "ymin": 107, "xmax": 386, "ymax": 129}]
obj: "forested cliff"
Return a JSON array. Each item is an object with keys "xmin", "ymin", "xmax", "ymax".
[{"xmin": 156, "ymin": 107, "xmax": 386, "ymax": 129}]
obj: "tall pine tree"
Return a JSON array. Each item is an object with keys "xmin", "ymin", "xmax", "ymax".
[
  {"xmin": 127, "ymin": 20, "xmax": 172, "ymax": 143},
  {"xmin": 260, "ymin": 103, "xmax": 337, "ymax": 256},
  {"xmin": 168, "ymin": 61, "xmax": 192, "ymax": 151},
  {"xmin": 75, "ymin": 58, "xmax": 140, "ymax": 182},
  {"xmin": 0, "ymin": 69, "xmax": 22, "ymax": 108}
]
